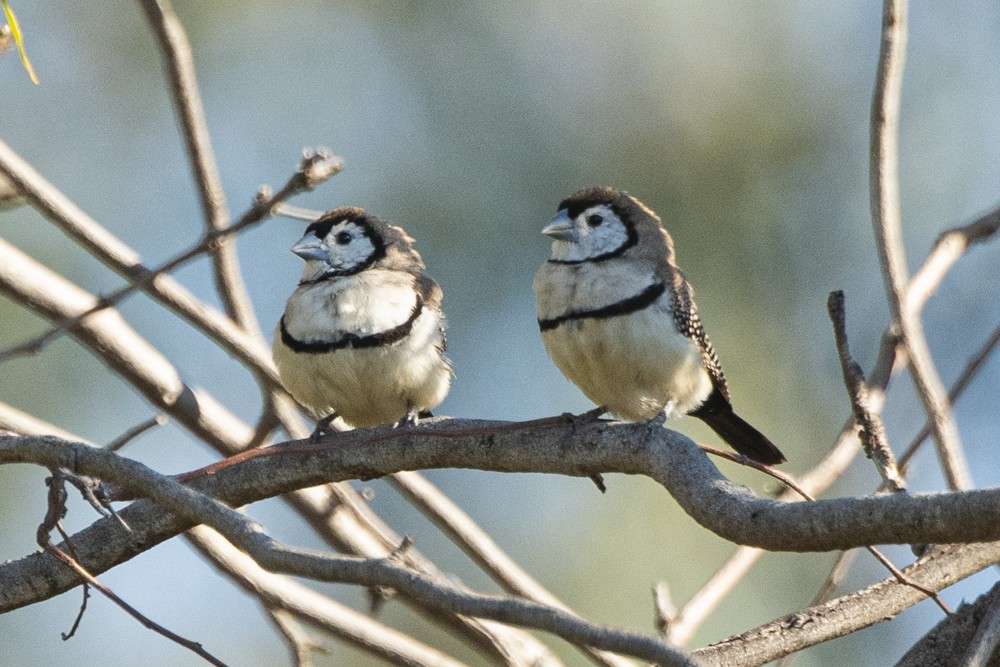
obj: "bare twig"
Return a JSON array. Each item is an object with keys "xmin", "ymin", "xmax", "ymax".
[
  {"xmin": 0, "ymin": 401, "xmax": 83, "ymax": 441},
  {"xmin": 188, "ymin": 527, "xmax": 468, "ymax": 667},
  {"xmin": 957, "ymin": 583, "xmax": 1000, "ymax": 666},
  {"xmin": 0, "ymin": 169, "xmax": 22, "ymax": 208},
  {"xmin": 266, "ymin": 609, "xmax": 323, "ymax": 667},
  {"xmin": 827, "ymin": 291, "xmax": 905, "ymax": 491},
  {"xmin": 695, "ymin": 542, "xmax": 1000, "ymax": 666},
  {"xmin": 38, "ymin": 471, "xmax": 227, "ymax": 666},
  {"xmin": 905, "ymin": 205, "xmax": 1000, "ymax": 314},
  {"xmin": 273, "ymin": 201, "xmax": 324, "ymax": 222},
  {"xmin": 137, "ymin": 0, "xmax": 256, "ymax": 332},
  {"xmin": 59, "ymin": 570, "xmax": 90, "ymax": 641},
  {"xmin": 106, "ymin": 415, "xmax": 168, "ymax": 452},
  {"xmin": 898, "ymin": 320, "xmax": 1000, "ymax": 474},
  {"xmin": 388, "ymin": 471, "xmax": 634, "ymax": 666},
  {"xmin": 653, "ymin": 583, "xmax": 677, "ymax": 636},
  {"xmin": 869, "ymin": 0, "xmax": 970, "ymax": 490},
  {"xmin": 0, "ymin": 148, "xmax": 343, "ymax": 368}
]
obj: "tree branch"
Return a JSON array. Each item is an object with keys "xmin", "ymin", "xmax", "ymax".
[
  {"xmin": 137, "ymin": 0, "xmax": 257, "ymax": 332},
  {"xmin": 187, "ymin": 526, "xmax": 469, "ymax": 667},
  {"xmin": 3, "ymin": 421, "xmax": 1000, "ymax": 617},
  {"xmin": 388, "ymin": 470, "xmax": 635, "ymax": 667},
  {"xmin": 869, "ymin": 0, "xmax": 971, "ymax": 490},
  {"xmin": 896, "ymin": 581, "xmax": 1000, "ymax": 667},
  {"xmin": 0, "ymin": 432, "xmax": 701, "ymax": 666},
  {"xmin": 827, "ymin": 290, "xmax": 904, "ymax": 491},
  {"xmin": 695, "ymin": 542, "xmax": 1000, "ymax": 666}
]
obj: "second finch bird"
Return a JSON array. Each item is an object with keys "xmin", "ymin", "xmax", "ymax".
[{"xmin": 533, "ymin": 187, "xmax": 785, "ymax": 465}]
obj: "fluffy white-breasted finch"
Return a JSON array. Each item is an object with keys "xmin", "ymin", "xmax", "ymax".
[
  {"xmin": 533, "ymin": 187, "xmax": 785, "ymax": 465},
  {"xmin": 273, "ymin": 207, "xmax": 452, "ymax": 433}
]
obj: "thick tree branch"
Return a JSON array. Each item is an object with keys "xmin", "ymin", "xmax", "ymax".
[
  {"xmin": 0, "ymin": 433, "xmax": 699, "ymax": 666},
  {"xmin": 3, "ymin": 421, "xmax": 1000, "ymax": 618},
  {"xmin": 896, "ymin": 581, "xmax": 1000, "ymax": 667},
  {"xmin": 0, "ymin": 405, "xmax": 522, "ymax": 667}
]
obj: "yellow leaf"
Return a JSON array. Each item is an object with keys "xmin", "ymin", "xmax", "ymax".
[{"xmin": 2, "ymin": 0, "xmax": 39, "ymax": 85}]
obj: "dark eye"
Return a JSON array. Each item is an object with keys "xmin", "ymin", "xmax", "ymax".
[
  {"xmin": 334, "ymin": 231, "xmax": 352, "ymax": 245},
  {"xmin": 586, "ymin": 213, "xmax": 603, "ymax": 227}
]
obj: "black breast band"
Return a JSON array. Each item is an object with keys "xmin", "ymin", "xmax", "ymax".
[
  {"xmin": 281, "ymin": 299, "xmax": 424, "ymax": 353},
  {"xmin": 537, "ymin": 281, "xmax": 666, "ymax": 332}
]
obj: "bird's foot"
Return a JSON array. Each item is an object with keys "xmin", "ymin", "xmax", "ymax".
[
  {"xmin": 395, "ymin": 406, "xmax": 423, "ymax": 429},
  {"xmin": 561, "ymin": 405, "xmax": 608, "ymax": 424},
  {"xmin": 309, "ymin": 413, "xmax": 339, "ymax": 443}
]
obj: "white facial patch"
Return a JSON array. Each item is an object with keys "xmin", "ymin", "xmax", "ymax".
[
  {"xmin": 549, "ymin": 204, "xmax": 631, "ymax": 262},
  {"xmin": 320, "ymin": 221, "xmax": 377, "ymax": 273}
]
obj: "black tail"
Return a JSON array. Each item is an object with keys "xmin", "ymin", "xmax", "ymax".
[{"xmin": 691, "ymin": 391, "xmax": 786, "ymax": 465}]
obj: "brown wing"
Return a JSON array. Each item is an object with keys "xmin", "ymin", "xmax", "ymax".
[
  {"xmin": 668, "ymin": 268, "xmax": 730, "ymax": 402},
  {"xmin": 632, "ymin": 201, "xmax": 730, "ymax": 403},
  {"xmin": 413, "ymin": 272, "xmax": 447, "ymax": 354}
]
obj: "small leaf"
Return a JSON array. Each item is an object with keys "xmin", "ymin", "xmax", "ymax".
[{"xmin": 2, "ymin": 0, "xmax": 39, "ymax": 84}]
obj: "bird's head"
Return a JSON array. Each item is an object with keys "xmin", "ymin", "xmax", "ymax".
[
  {"xmin": 292, "ymin": 207, "xmax": 422, "ymax": 282},
  {"xmin": 543, "ymin": 187, "xmax": 646, "ymax": 264}
]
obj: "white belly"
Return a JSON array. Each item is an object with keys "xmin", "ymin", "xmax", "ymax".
[
  {"xmin": 540, "ymin": 305, "xmax": 711, "ymax": 421},
  {"xmin": 273, "ymin": 305, "xmax": 451, "ymax": 428}
]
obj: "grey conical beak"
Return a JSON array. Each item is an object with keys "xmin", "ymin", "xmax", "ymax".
[
  {"xmin": 541, "ymin": 210, "xmax": 577, "ymax": 242},
  {"xmin": 291, "ymin": 234, "xmax": 327, "ymax": 262}
]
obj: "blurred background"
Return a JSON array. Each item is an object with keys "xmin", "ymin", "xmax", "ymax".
[{"xmin": 1, "ymin": 1, "xmax": 998, "ymax": 665}]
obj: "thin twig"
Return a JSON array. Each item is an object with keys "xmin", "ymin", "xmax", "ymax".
[
  {"xmin": 905, "ymin": 205, "xmax": 1000, "ymax": 314},
  {"xmin": 138, "ymin": 0, "xmax": 257, "ymax": 332},
  {"xmin": 38, "ymin": 471, "xmax": 227, "ymax": 666},
  {"xmin": 653, "ymin": 583, "xmax": 677, "ymax": 636},
  {"xmin": 0, "ymin": 150, "xmax": 343, "ymax": 366},
  {"xmin": 898, "ymin": 320, "xmax": 1000, "ymax": 475},
  {"xmin": 106, "ymin": 415, "xmax": 168, "ymax": 452},
  {"xmin": 961, "ymin": 583, "xmax": 1000, "ymax": 667},
  {"xmin": 703, "ymin": 446, "xmax": 950, "ymax": 614},
  {"xmin": 388, "ymin": 470, "xmax": 634, "ymax": 666},
  {"xmin": 869, "ymin": 0, "xmax": 971, "ymax": 490},
  {"xmin": 266, "ymin": 608, "xmax": 323, "ymax": 667},
  {"xmin": 273, "ymin": 202, "xmax": 324, "ymax": 222},
  {"xmin": 51, "ymin": 501, "xmax": 90, "ymax": 641},
  {"xmin": 827, "ymin": 290, "xmax": 905, "ymax": 491}
]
